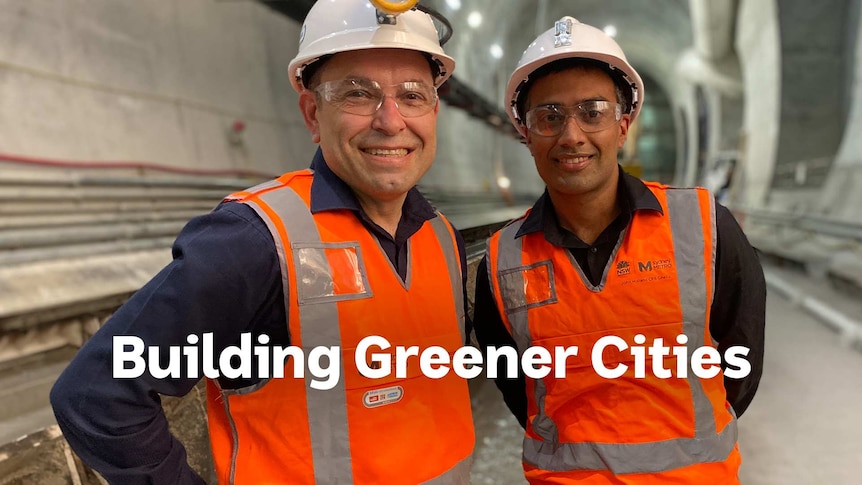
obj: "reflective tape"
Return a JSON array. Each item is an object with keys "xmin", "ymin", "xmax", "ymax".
[
  {"xmin": 421, "ymin": 454, "xmax": 473, "ymax": 484},
  {"xmin": 429, "ymin": 213, "xmax": 466, "ymax": 343},
  {"xmin": 490, "ymin": 219, "xmax": 533, "ymax": 354},
  {"xmin": 523, "ymin": 419, "xmax": 737, "ymax": 474},
  {"xmin": 251, "ymin": 186, "xmax": 354, "ymax": 483}
]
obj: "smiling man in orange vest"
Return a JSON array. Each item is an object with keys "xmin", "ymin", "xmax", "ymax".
[
  {"xmin": 50, "ymin": 1, "xmax": 474, "ymax": 483},
  {"xmin": 473, "ymin": 16, "xmax": 766, "ymax": 484}
]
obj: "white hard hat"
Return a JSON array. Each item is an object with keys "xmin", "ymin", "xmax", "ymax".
[
  {"xmin": 288, "ymin": 0, "xmax": 455, "ymax": 92},
  {"xmin": 505, "ymin": 16, "xmax": 645, "ymax": 137}
]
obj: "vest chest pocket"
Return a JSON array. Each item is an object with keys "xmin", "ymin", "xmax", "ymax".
[
  {"xmin": 498, "ymin": 260, "xmax": 558, "ymax": 314},
  {"xmin": 293, "ymin": 242, "xmax": 373, "ymax": 304}
]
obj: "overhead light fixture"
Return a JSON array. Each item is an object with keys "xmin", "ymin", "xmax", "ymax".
[
  {"xmin": 497, "ymin": 176, "xmax": 511, "ymax": 190},
  {"xmin": 603, "ymin": 25, "xmax": 617, "ymax": 38},
  {"xmin": 467, "ymin": 11, "xmax": 483, "ymax": 28},
  {"xmin": 445, "ymin": 0, "xmax": 461, "ymax": 11},
  {"xmin": 490, "ymin": 44, "xmax": 503, "ymax": 59}
]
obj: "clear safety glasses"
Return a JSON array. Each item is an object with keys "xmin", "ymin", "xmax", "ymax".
[
  {"xmin": 314, "ymin": 79, "xmax": 438, "ymax": 118},
  {"xmin": 525, "ymin": 100, "xmax": 624, "ymax": 136}
]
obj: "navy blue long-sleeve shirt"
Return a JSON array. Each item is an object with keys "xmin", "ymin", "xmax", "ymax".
[
  {"xmin": 473, "ymin": 168, "xmax": 766, "ymax": 429},
  {"xmin": 49, "ymin": 150, "xmax": 469, "ymax": 484}
]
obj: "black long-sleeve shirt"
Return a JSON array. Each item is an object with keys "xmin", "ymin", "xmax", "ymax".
[
  {"xmin": 49, "ymin": 149, "xmax": 469, "ymax": 484},
  {"xmin": 473, "ymin": 168, "xmax": 766, "ymax": 429}
]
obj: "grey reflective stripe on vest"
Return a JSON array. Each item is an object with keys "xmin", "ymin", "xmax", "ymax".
[
  {"xmin": 428, "ymin": 213, "xmax": 466, "ymax": 343},
  {"xmin": 489, "ymin": 220, "xmax": 560, "ymax": 441},
  {"xmin": 495, "ymin": 189, "xmax": 737, "ymax": 474},
  {"xmin": 488, "ymin": 219, "xmax": 532, "ymax": 354},
  {"xmin": 666, "ymin": 189, "xmax": 730, "ymax": 448},
  {"xmin": 224, "ymin": 179, "xmax": 283, "ymax": 201},
  {"xmin": 245, "ymin": 186, "xmax": 354, "ymax": 484},
  {"xmin": 420, "ymin": 454, "xmax": 473, "ymax": 485},
  {"xmin": 497, "ymin": 219, "xmax": 558, "ymax": 444}
]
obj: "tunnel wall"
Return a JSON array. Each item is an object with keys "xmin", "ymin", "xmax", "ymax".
[
  {"xmin": 819, "ymin": 0, "xmax": 862, "ymax": 223},
  {"xmin": 772, "ymin": 0, "xmax": 850, "ymax": 191},
  {"xmin": 0, "ymin": 0, "xmax": 523, "ymax": 198},
  {"xmin": 735, "ymin": 0, "xmax": 781, "ymax": 208},
  {"xmin": 0, "ymin": 0, "xmax": 315, "ymax": 176}
]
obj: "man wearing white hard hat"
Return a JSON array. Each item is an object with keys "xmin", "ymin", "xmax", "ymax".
[
  {"xmin": 51, "ymin": 1, "xmax": 474, "ymax": 483},
  {"xmin": 473, "ymin": 16, "xmax": 765, "ymax": 484}
]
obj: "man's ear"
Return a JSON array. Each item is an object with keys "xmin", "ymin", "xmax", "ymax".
[
  {"xmin": 617, "ymin": 114, "xmax": 632, "ymax": 149},
  {"xmin": 523, "ymin": 128, "xmax": 535, "ymax": 155},
  {"xmin": 299, "ymin": 90, "xmax": 321, "ymax": 144}
]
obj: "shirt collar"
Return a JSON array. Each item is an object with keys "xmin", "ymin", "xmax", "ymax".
[
  {"xmin": 308, "ymin": 147, "xmax": 437, "ymax": 221},
  {"xmin": 515, "ymin": 165, "xmax": 663, "ymax": 238}
]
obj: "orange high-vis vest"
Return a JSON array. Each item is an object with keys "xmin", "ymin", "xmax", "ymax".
[
  {"xmin": 206, "ymin": 169, "xmax": 475, "ymax": 484},
  {"xmin": 487, "ymin": 184, "xmax": 740, "ymax": 484}
]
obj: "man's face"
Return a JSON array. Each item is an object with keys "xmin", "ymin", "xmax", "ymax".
[
  {"xmin": 523, "ymin": 66, "xmax": 630, "ymax": 200},
  {"xmin": 299, "ymin": 49, "xmax": 438, "ymax": 203}
]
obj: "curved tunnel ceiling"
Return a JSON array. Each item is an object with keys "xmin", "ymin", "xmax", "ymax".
[{"xmin": 425, "ymin": 0, "xmax": 693, "ymax": 111}]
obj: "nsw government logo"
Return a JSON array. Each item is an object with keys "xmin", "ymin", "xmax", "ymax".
[
  {"xmin": 363, "ymin": 385, "xmax": 404, "ymax": 408},
  {"xmin": 616, "ymin": 260, "xmax": 631, "ymax": 276}
]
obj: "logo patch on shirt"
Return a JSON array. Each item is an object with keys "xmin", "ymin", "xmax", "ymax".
[
  {"xmin": 621, "ymin": 258, "xmax": 675, "ymax": 285},
  {"xmin": 616, "ymin": 260, "xmax": 631, "ymax": 276},
  {"xmin": 363, "ymin": 386, "xmax": 403, "ymax": 408}
]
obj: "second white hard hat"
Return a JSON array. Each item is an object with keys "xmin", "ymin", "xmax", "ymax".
[
  {"xmin": 505, "ymin": 16, "xmax": 645, "ymax": 137},
  {"xmin": 288, "ymin": 0, "xmax": 455, "ymax": 92}
]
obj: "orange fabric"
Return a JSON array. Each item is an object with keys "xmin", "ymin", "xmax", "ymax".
[
  {"xmin": 207, "ymin": 170, "xmax": 474, "ymax": 484},
  {"xmin": 488, "ymin": 183, "xmax": 738, "ymax": 483}
]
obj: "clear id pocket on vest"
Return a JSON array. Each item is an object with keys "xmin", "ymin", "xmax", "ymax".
[
  {"xmin": 293, "ymin": 242, "xmax": 372, "ymax": 304},
  {"xmin": 498, "ymin": 260, "xmax": 557, "ymax": 313}
]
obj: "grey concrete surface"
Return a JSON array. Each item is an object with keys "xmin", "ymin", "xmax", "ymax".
[
  {"xmin": 469, "ymin": 378, "xmax": 526, "ymax": 485},
  {"xmin": 738, "ymin": 264, "xmax": 862, "ymax": 485},
  {"xmin": 0, "ymin": 0, "xmax": 314, "ymax": 174}
]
